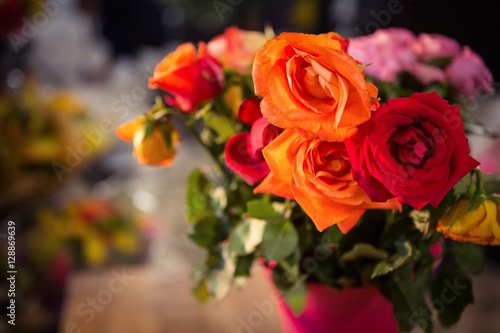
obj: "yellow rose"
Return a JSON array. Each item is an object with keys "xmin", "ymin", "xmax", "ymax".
[
  {"xmin": 437, "ymin": 199, "xmax": 500, "ymax": 245},
  {"xmin": 116, "ymin": 115, "xmax": 179, "ymax": 167}
]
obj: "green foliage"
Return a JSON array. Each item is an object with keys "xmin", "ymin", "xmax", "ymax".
[
  {"xmin": 185, "ymin": 168, "xmax": 213, "ymax": 222},
  {"xmin": 371, "ymin": 241, "xmax": 411, "ymax": 278},
  {"xmin": 228, "ymin": 218, "xmax": 265, "ymax": 256},
  {"xmin": 202, "ymin": 112, "xmax": 235, "ymax": 141},
  {"xmin": 280, "ymin": 280, "xmax": 308, "ymax": 316},
  {"xmin": 432, "ymin": 259, "xmax": 474, "ymax": 327},
  {"xmin": 173, "ymin": 54, "xmax": 493, "ymax": 332},
  {"xmin": 247, "ymin": 199, "xmax": 281, "ymax": 220},
  {"xmin": 451, "ymin": 243, "xmax": 485, "ymax": 275},
  {"xmin": 261, "ymin": 220, "xmax": 299, "ymax": 262},
  {"xmin": 188, "ymin": 216, "xmax": 229, "ymax": 249}
]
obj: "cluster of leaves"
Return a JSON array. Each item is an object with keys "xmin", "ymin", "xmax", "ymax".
[
  {"xmin": 171, "ymin": 69, "xmax": 493, "ymax": 333},
  {"xmin": 186, "ymin": 161, "xmax": 487, "ymax": 333}
]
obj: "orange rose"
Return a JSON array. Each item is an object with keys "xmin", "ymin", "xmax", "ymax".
[
  {"xmin": 207, "ymin": 26, "xmax": 268, "ymax": 74},
  {"xmin": 149, "ymin": 42, "xmax": 224, "ymax": 112},
  {"xmin": 252, "ymin": 32, "xmax": 378, "ymax": 142},
  {"xmin": 254, "ymin": 130, "xmax": 400, "ymax": 232},
  {"xmin": 321, "ymin": 32, "xmax": 349, "ymax": 52},
  {"xmin": 116, "ymin": 115, "xmax": 179, "ymax": 167}
]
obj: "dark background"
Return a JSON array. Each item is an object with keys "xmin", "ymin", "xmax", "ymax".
[{"xmin": 82, "ymin": 0, "xmax": 500, "ymax": 81}]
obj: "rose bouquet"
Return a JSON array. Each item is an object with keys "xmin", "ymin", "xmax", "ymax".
[{"xmin": 116, "ymin": 26, "xmax": 499, "ymax": 332}]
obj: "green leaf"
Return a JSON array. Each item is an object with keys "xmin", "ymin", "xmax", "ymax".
[
  {"xmin": 322, "ymin": 224, "xmax": 344, "ymax": 244},
  {"xmin": 185, "ymin": 168, "xmax": 213, "ymax": 222},
  {"xmin": 247, "ymin": 199, "xmax": 281, "ymax": 220},
  {"xmin": 426, "ymin": 56, "xmax": 453, "ymax": 68},
  {"xmin": 262, "ymin": 220, "xmax": 299, "ymax": 261},
  {"xmin": 279, "ymin": 249, "xmax": 302, "ymax": 284},
  {"xmin": 190, "ymin": 260, "xmax": 209, "ymax": 303},
  {"xmin": 454, "ymin": 173, "xmax": 472, "ymax": 198},
  {"xmin": 381, "ymin": 276, "xmax": 433, "ymax": 333},
  {"xmin": 371, "ymin": 241, "xmax": 412, "ymax": 278},
  {"xmin": 432, "ymin": 260, "xmax": 474, "ymax": 327},
  {"xmin": 191, "ymin": 278, "xmax": 210, "ymax": 303},
  {"xmin": 234, "ymin": 253, "xmax": 254, "ymax": 277},
  {"xmin": 423, "ymin": 83, "xmax": 449, "ymax": 97},
  {"xmin": 209, "ymin": 186, "xmax": 227, "ymax": 217},
  {"xmin": 281, "ymin": 281, "xmax": 307, "ymax": 316},
  {"xmin": 202, "ymin": 112, "xmax": 235, "ymax": 141},
  {"xmin": 228, "ymin": 218, "xmax": 266, "ymax": 256},
  {"xmin": 469, "ymin": 193, "xmax": 487, "ymax": 211},
  {"xmin": 143, "ymin": 120, "xmax": 154, "ymax": 141},
  {"xmin": 451, "ymin": 242, "xmax": 485, "ymax": 275},
  {"xmin": 188, "ymin": 216, "xmax": 228, "ymax": 249},
  {"xmin": 206, "ymin": 257, "xmax": 236, "ymax": 300},
  {"xmin": 341, "ymin": 243, "xmax": 389, "ymax": 262},
  {"xmin": 295, "ymin": 220, "xmax": 314, "ymax": 254},
  {"xmin": 206, "ymin": 249, "xmax": 224, "ymax": 269},
  {"xmin": 397, "ymin": 263, "xmax": 433, "ymax": 332}
]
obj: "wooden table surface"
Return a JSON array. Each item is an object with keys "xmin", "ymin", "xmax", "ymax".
[
  {"xmin": 59, "ymin": 260, "xmax": 500, "ymax": 333},
  {"xmin": 60, "ymin": 262, "xmax": 283, "ymax": 333}
]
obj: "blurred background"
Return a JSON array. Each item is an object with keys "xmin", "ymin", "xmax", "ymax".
[{"xmin": 0, "ymin": 0, "xmax": 499, "ymax": 332}]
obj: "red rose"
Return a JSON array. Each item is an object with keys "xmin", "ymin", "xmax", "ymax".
[
  {"xmin": 148, "ymin": 42, "xmax": 224, "ymax": 112},
  {"xmin": 346, "ymin": 92, "xmax": 479, "ymax": 210},
  {"xmin": 225, "ymin": 100, "xmax": 282, "ymax": 185},
  {"xmin": 237, "ymin": 98, "xmax": 263, "ymax": 125}
]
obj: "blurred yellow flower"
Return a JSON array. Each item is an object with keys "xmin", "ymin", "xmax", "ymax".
[
  {"xmin": 47, "ymin": 92, "xmax": 86, "ymax": 115},
  {"xmin": 438, "ymin": 199, "xmax": 500, "ymax": 245},
  {"xmin": 82, "ymin": 233, "xmax": 107, "ymax": 267},
  {"xmin": 223, "ymin": 85, "xmax": 243, "ymax": 117},
  {"xmin": 112, "ymin": 230, "xmax": 138, "ymax": 253}
]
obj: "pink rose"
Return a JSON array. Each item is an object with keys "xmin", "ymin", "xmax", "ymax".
[
  {"xmin": 207, "ymin": 26, "xmax": 267, "ymax": 74},
  {"xmin": 445, "ymin": 46, "xmax": 494, "ymax": 97},
  {"xmin": 349, "ymin": 28, "xmax": 417, "ymax": 82},
  {"xmin": 413, "ymin": 33, "xmax": 461, "ymax": 61},
  {"xmin": 406, "ymin": 62, "xmax": 446, "ymax": 85},
  {"xmin": 224, "ymin": 99, "xmax": 282, "ymax": 185}
]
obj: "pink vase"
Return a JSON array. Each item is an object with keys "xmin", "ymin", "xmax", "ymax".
[{"xmin": 264, "ymin": 269, "xmax": 399, "ymax": 333}]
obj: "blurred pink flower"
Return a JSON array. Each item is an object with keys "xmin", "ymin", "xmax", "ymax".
[
  {"xmin": 475, "ymin": 138, "xmax": 500, "ymax": 175},
  {"xmin": 349, "ymin": 28, "xmax": 417, "ymax": 82},
  {"xmin": 406, "ymin": 62, "xmax": 446, "ymax": 85},
  {"xmin": 207, "ymin": 26, "xmax": 267, "ymax": 74},
  {"xmin": 445, "ymin": 46, "xmax": 494, "ymax": 97},
  {"xmin": 413, "ymin": 33, "xmax": 461, "ymax": 61}
]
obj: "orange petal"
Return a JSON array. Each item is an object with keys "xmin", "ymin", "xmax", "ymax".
[
  {"xmin": 362, "ymin": 197, "xmax": 402, "ymax": 212},
  {"xmin": 337, "ymin": 210, "xmax": 365, "ymax": 233},
  {"xmin": 292, "ymin": 182, "xmax": 364, "ymax": 232},
  {"xmin": 254, "ymin": 172, "xmax": 293, "ymax": 199},
  {"xmin": 115, "ymin": 116, "xmax": 145, "ymax": 141},
  {"xmin": 261, "ymin": 129, "xmax": 298, "ymax": 184}
]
